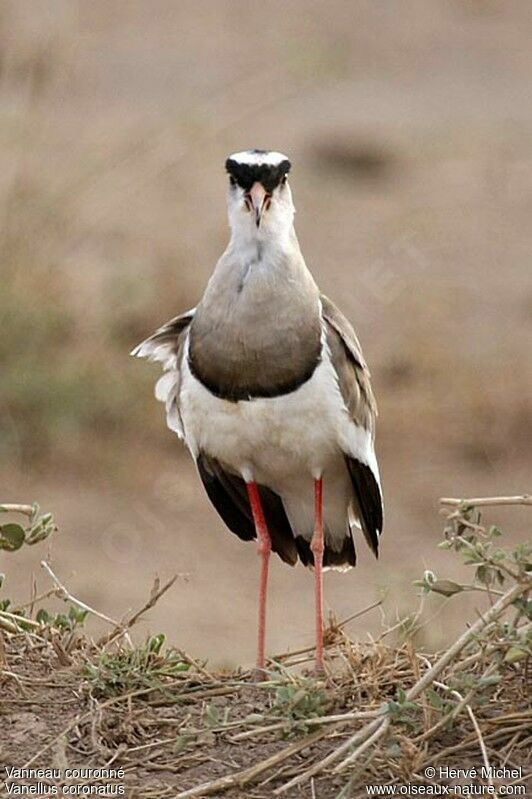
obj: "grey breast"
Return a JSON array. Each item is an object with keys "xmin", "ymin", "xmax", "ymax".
[{"xmin": 188, "ymin": 250, "xmax": 322, "ymax": 401}]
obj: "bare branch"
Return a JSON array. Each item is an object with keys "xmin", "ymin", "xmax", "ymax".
[
  {"xmin": 96, "ymin": 575, "xmax": 178, "ymax": 647},
  {"xmin": 440, "ymin": 495, "xmax": 532, "ymax": 507},
  {"xmin": 276, "ymin": 579, "xmax": 528, "ymax": 792},
  {"xmin": 0, "ymin": 503, "xmax": 35, "ymax": 516},
  {"xmin": 40, "ymin": 560, "xmax": 132, "ymax": 645}
]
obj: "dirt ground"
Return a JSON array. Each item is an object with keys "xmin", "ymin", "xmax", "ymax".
[
  {"xmin": 1, "ymin": 1, "xmax": 532, "ymax": 666},
  {"xmin": 1, "ymin": 605, "xmax": 530, "ymax": 799}
]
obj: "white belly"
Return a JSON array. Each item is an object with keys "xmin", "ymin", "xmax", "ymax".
[
  {"xmin": 177, "ymin": 336, "xmax": 379, "ymax": 545},
  {"xmin": 181, "ymin": 341, "xmax": 343, "ymax": 482}
]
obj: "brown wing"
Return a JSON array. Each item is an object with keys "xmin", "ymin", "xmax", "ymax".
[
  {"xmin": 131, "ymin": 308, "xmax": 195, "ymax": 367},
  {"xmin": 131, "ymin": 309, "xmax": 195, "ymax": 437},
  {"xmin": 321, "ymin": 295, "xmax": 377, "ymax": 434},
  {"xmin": 321, "ymin": 295, "xmax": 383, "ymax": 556}
]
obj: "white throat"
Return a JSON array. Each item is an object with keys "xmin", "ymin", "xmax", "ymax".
[{"xmin": 227, "ymin": 191, "xmax": 296, "ymax": 252}]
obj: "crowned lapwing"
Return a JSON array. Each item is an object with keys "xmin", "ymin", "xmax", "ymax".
[{"xmin": 132, "ymin": 149, "xmax": 383, "ymax": 673}]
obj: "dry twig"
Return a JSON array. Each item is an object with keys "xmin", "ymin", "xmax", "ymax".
[{"xmin": 440, "ymin": 495, "xmax": 531, "ymax": 507}]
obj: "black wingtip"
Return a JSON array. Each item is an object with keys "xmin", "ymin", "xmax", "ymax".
[
  {"xmin": 295, "ymin": 533, "xmax": 357, "ymax": 568},
  {"xmin": 345, "ymin": 456, "xmax": 383, "ymax": 558},
  {"xmin": 196, "ymin": 453, "xmax": 298, "ymax": 566}
]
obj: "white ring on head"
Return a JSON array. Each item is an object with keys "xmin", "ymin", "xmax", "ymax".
[{"xmin": 228, "ymin": 150, "xmax": 290, "ymax": 167}]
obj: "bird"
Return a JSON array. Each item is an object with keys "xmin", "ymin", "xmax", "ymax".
[{"xmin": 132, "ymin": 149, "xmax": 383, "ymax": 673}]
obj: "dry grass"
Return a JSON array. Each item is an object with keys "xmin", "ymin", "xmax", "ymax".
[{"xmin": 1, "ymin": 497, "xmax": 530, "ymax": 797}]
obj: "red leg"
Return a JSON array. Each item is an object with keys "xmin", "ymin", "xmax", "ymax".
[
  {"xmin": 246, "ymin": 481, "xmax": 271, "ymax": 672},
  {"xmin": 311, "ymin": 477, "xmax": 325, "ymax": 673}
]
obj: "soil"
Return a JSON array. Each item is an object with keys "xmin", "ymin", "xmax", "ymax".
[{"xmin": 1, "ymin": 628, "xmax": 530, "ymax": 799}]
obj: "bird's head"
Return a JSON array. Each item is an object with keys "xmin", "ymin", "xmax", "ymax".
[{"xmin": 225, "ymin": 149, "xmax": 294, "ymax": 240}]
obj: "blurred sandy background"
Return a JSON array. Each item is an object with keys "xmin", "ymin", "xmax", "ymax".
[{"xmin": 1, "ymin": 1, "xmax": 531, "ymax": 665}]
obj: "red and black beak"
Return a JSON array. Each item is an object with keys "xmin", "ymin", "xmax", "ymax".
[{"xmin": 244, "ymin": 183, "xmax": 272, "ymax": 228}]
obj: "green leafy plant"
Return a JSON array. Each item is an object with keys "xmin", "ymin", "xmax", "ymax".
[
  {"xmin": 272, "ymin": 677, "xmax": 328, "ymax": 722},
  {"xmin": 0, "ymin": 503, "xmax": 56, "ymax": 551},
  {"xmin": 84, "ymin": 634, "xmax": 190, "ymax": 698},
  {"xmin": 415, "ymin": 503, "xmax": 531, "ymax": 609},
  {"xmin": 36, "ymin": 604, "xmax": 89, "ymax": 631},
  {"xmin": 203, "ymin": 702, "xmax": 231, "ymax": 728},
  {"xmin": 386, "ymin": 686, "xmax": 421, "ymax": 729},
  {"xmin": 0, "ymin": 502, "xmax": 59, "ymax": 634}
]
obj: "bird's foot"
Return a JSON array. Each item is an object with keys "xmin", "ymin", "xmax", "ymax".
[
  {"xmin": 313, "ymin": 661, "xmax": 326, "ymax": 678},
  {"xmin": 252, "ymin": 666, "xmax": 268, "ymax": 682}
]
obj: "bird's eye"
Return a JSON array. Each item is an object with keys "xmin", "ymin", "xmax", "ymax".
[{"xmin": 229, "ymin": 176, "xmax": 236, "ymax": 187}]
